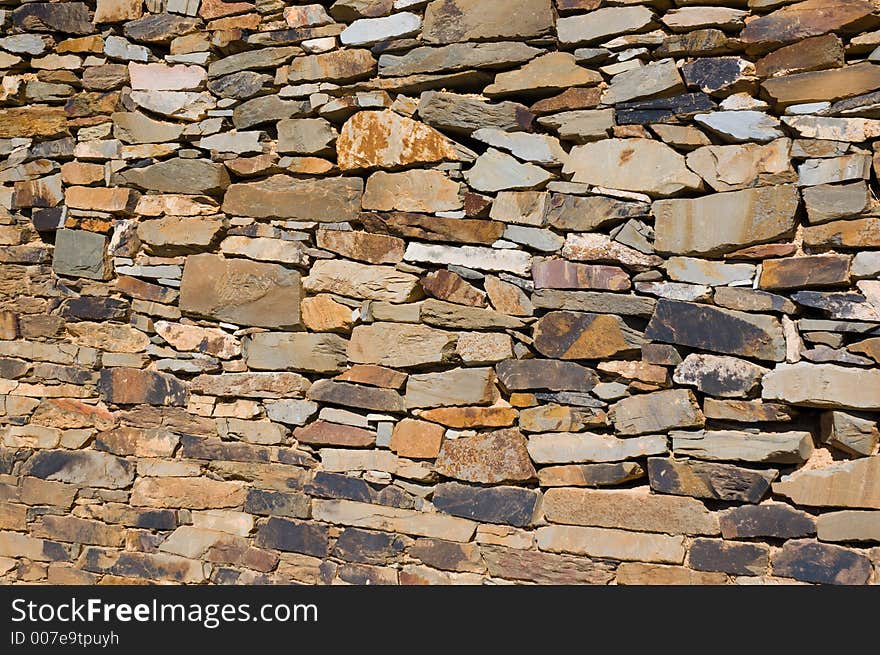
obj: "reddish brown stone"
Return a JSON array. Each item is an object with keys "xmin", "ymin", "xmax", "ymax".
[
  {"xmin": 335, "ymin": 365, "xmax": 408, "ymax": 390},
  {"xmin": 294, "ymin": 420, "xmax": 375, "ymax": 447},
  {"xmin": 421, "ymin": 269, "xmax": 487, "ymax": 307},
  {"xmin": 434, "ymin": 428, "xmax": 536, "ymax": 484},
  {"xmin": 533, "ymin": 311, "xmax": 643, "ymax": 359},
  {"xmin": 532, "ymin": 259, "xmax": 630, "ymax": 291},
  {"xmin": 723, "ymin": 243, "xmax": 797, "ymax": 260},
  {"xmin": 755, "ymin": 34, "xmax": 845, "ymax": 78},
  {"xmin": 529, "ymin": 86, "xmax": 602, "ymax": 114},
  {"xmin": 361, "ymin": 212, "xmax": 504, "ymax": 244},
  {"xmin": 315, "ymin": 230, "xmax": 405, "ymax": 265},
  {"xmin": 389, "ymin": 418, "xmax": 444, "ymax": 459},
  {"xmin": 98, "ymin": 368, "xmax": 188, "ymax": 406},
  {"xmin": 741, "ymin": 0, "xmax": 878, "ymax": 49},
  {"xmin": 759, "ymin": 255, "xmax": 851, "ymax": 290}
]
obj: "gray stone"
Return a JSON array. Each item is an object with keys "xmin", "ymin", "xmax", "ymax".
[
  {"xmin": 671, "ymin": 430, "xmax": 814, "ymax": 464},
  {"xmin": 52, "ymin": 229, "xmax": 111, "ymax": 281}
]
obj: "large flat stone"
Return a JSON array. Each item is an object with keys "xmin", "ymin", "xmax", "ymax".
[
  {"xmin": 762, "ymin": 363, "xmax": 880, "ymax": 410},
  {"xmin": 773, "ymin": 456, "xmax": 880, "ymax": 508},
  {"xmin": 179, "ymin": 254, "xmax": 302, "ymax": 329},
  {"xmin": 537, "ymin": 525, "xmax": 685, "ymax": 564},
  {"xmin": 421, "ymin": 0, "xmax": 554, "ymax": 44},
  {"xmin": 647, "ymin": 458, "xmax": 776, "ymax": 503},
  {"xmin": 222, "ymin": 175, "xmax": 362, "ymax": 221},
  {"xmin": 609, "ymin": 389, "xmax": 704, "ymax": 436},
  {"xmin": 433, "ymin": 482, "xmax": 539, "ymax": 527},
  {"xmin": 671, "ymin": 430, "xmax": 814, "ymax": 464},
  {"xmin": 303, "ymin": 259, "xmax": 420, "ymax": 302},
  {"xmin": 244, "ymin": 332, "xmax": 347, "ymax": 374},
  {"xmin": 527, "ymin": 433, "xmax": 668, "ymax": 464},
  {"xmin": 533, "ymin": 311, "xmax": 643, "ymax": 359}
]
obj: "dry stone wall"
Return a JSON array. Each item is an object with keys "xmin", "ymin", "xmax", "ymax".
[{"xmin": 1, "ymin": 0, "xmax": 880, "ymax": 585}]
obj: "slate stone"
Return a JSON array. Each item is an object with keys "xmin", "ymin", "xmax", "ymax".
[
  {"xmin": 719, "ymin": 504, "xmax": 816, "ymax": 540},
  {"xmin": 671, "ymin": 430, "xmax": 814, "ymax": 464},
  {"xmin": 673, "ymin": 354, "xmax": 768, "ymax": 398},
  {"xmin": 645, "ymin": 299, "xmax": 785, "ymax": 362},
  {"xmin": 117, "ymin": 158, "xmax": 229, "ymax": 194},
  {"xmin": 244, "ymin": 489, "xmax": 311, "ymax": 519},
  {"xmin": 222, "ymin": 175, "xmax": 361, "ymax": 221},
  {"xmin": 534, "ymin": 311, "xmax": 643, "ymax": 359},
  {"xmin": 307, "ymin": 379, "xmax": 406, "ymax": 413},
  {"xmin": 98, "ymin": 368, "xmax": 188, "ymax": 406},
  {"xmin": 332, "ymin": 528, "xmax": 407, "ymax": 564},
  {"xmin": 12, "ymin": 3, "xmax": 94, "ymax": 34},
  {"xmin": 25, "ymin": 450, "xmax": 134, "ymax": 489},
  {"xmin": 207, "ymin": 72, "xmax": 269, "ymax": 99},
  {"xmin": 688, "ymin": 539, "xmax": 769, "ymax": 576},
  {"xmin": 417, "ymin": 91, "xmax": 534, "ymax": 135},
  {"xmin": 123, "ymin": 13, "xmax": 200, "ymax": 44},
  {"xmin": 616, "ymin": 92, "xmax": 714, "ymax": 125},
  {"xmin": 432, "ymin": 482, "xmax": 539, "ymax": 527},
  {"xmin": 255, "ymin": 517, "xmax": 329, "ymax": 557},
  {"xmin": 771, "ymin": 539, "xmax": 873, "ymax": 585},
  {"xmin": 495, "ymin": 359, "xmax": 598, "ymax": 392},
  {"xmin": 609, "ymin": 389, "xmax": 704, "ymax": 436},
  {"xmin": 647, "ymin": 458, "xmax": 776, "ymax": 503},
  {"xmin": 52, "ymin": 229, "xmax": 111, "ymax": 281},
  {"xmin": 537, "ymin": 462, "xmax": 645, "ymax": 488},
  {"xmin": 303, "ymin": 472, "xmax": 373, "ymax": 503},
  {"xmin": 60, "ymin": 297, "xmax": 129, "ymax": 321},
  {"xmin": 773, "ymin": 456, "xmax": 880, "ymax": 508}
]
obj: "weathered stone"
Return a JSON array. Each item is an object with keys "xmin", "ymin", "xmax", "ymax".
[
  {"xmin": 538, "ymin": 524, "xmax": 685, "ymax": 564},
  {"xmin": 616, "ymin": 562, "xmax": 728, "ymax": 585},
  {"xmin": 362, "ymin": 170, "xmax": 460, "ymax": 213},
  {"xmin": 557, "ymin": 7, "xmax": 655, "ymax": 45},
  {"xmin": 672, "ymin": 430, "xmax": 813, "ymax": 465},
  {"xmin": 771, "ymin": 539, "xmax": 873, "ymax": 585},
  {"xmin": 760, "ymin": 255, "xmax": 851, "ymax": 291},
  {"xmin": 244, "ymin": 332, "xmax": 347, "ymax": 375},
  {"xmin": 379, "ymin": 42, "xmax": 542, "ymax": 78},
  {"xmin": 308, "ymin": 379, "xmax": 405, "ymax": 413},
  {"xmin": 533, "ymin": 311, "xmax": 643, "ymax": 360},
  {"xmin": 433, "ymin": 482, "xmax": 539, "ymax": 527},
  {"xmin": 673, "ymin": 354, "xmax": 768, "ymax": 398},
  {"xmin": 685, "ymin": 140, "xmax": 793, "ymax": 193},
  {"xmin": 52, "ymin": 229, "xmax": 111, "ymax": 281},
  {"xmin": 12, "ymin": 3, "xmax": 94, "ymax": 35},
  {"xmin": 341, "ymin": 12, "xmax": 421, "ymax": 46},
  {"xmin": 207, "ymin": 71, "xmax": 268, "ymax": 100},
  {"xmin": 537, "ymin": 462, "xmax": 645, "ymax": 488},
  {"xmin": 773, "ymin": 456, "xmax": 880, "ymax": 508},
  {"xmin": 802, "ymin": 182, "xmax": 870, "ymax": 225},
  {"xmin": 609, "ymin": 389, "xmax": 704, "ymax": 436},
  {"xmin": 563, "ymin": 139, "xmax": 702, "ymax": 197},
  {"xmin": 389, "ymin": 419, "xmax": 444, "ymax": 459},
  {"xmin": 803, "ymin": 217, "xmax": 880, "ymax": 249},
  {"xmin": 533, "ymin": 289, "xmax": 656, "ymax": 317},
  {"xmin": 233, "ymin": 95, "xmax": 306, "ymax": 130},
  {"xmin": 304, "ymin": 260, "xmax": 419, "ymax": 303},
  {"xmin": 421, "ymin": 270, "xmax": 486, "ymax": 306},
  {"xmin": 694, "ymin": 111, "xmax": 783, "ymax": 143},
  {"xmin": 332, "ymin": 528, "xmax": 407, "ymax": 565},
  {"xmin": 532, "ymin": 260, "xmax": 630, "ymax": 291},
  {"xmin": 417, "ymin": 91, "xmax": 534, "ymax": 136},
  {"xmin": 688, "ymin": 539, "xmax": 769, "ymax": 576},
  {"xmin": 417, "ymin": 406, "xmax": 517, "ymax": 429},
  {"xmin": 543, "ymin": 488, "xmax": 719, "ymax": 535},
  {"xmin": 820, "ymin": 411, "xmax": 879, "ymax": 457},
  {"xmin": 25, "ymin": 450, "xmax": 133, "ymax": 489},
  {"xmin": 124, "ymin": 13, "xmax": 199, "ymax": 43},
  {"xmin": 256, "ymin": 518, "xmax": 328, "ymax": 557},
  {"xmin": 288, "ymin": 49, "xmax": 376, "ymax": 83},
  {"xmin": 117, "ymin": 158, "xmax": 229, "ymax": 194},
  {"xmin": 67, "ymin": 322, "xmax": 149, "ymax": 354},
  {"xmin": 763, "ymin": 63, "xmax": 880, "ymax": 105},
  {"xmin": 720, "ymin": 504, "xmax": 815, "ymax": 540},
  {"xmin": 755, "ymin": 34, "xmax": 845, "ymax": 78},
  {"xmin": 362, "ymin": 212, "xmax": 503, "ymax": 245},
  {"xmin": 645, "ymin": 300, "xmax": 785, "ymax": 362},
  {"xmin": 648, "ymin": 458, "xmax": 776, "ymax": 504},
  {"xmin": 313, "ymin": 499, "xmax": 475, "ymax": 541},
  {"xmin": 131, "ymin": 477, "xmax": 245, "ymax": 509},
  {"xmin": 337, "ymin": 110, "xmax": 457, "ymax": 170},
  {"xmin": 112, "ymin": 111, "xmax": 183, "ymax": 144},
  {"xmin": 294, "ymin": 421, "xmax": 374, "ymax": 448},
  {"xmin": 652, "ymin": 185, "xmax": 798, "ymax": 256},
  {"xmin": 179, "ymin": 254, "xmax": 302, "ymax": 329},
  {"xmin": 98, "ymin": 368, "xmax": 187, "ymax": 407},
  {"xmin": 348, "ymin": 323, "xmax": 456, "ymax": 368},
  {"xmin": 763, "ymin": 363, "xmax": 880, "ymax": 410},
  {"xmin": 419, "ymin": 299, "xmax": 523, "ymax": 330},
  {"xmin": 434, "ymin": 428, "xmax": 535, "ymax": 484},
  {"xmin": 404, "ymin": 243, "xmax": 530, "ymax": 276},
  {"xmin": 406, "ymin": 368, "xmax": 497, "ymax": 410},
  {"xmin": 485, "ymin": 52, "xmax": 600, "ymax": 98},
  {"xmin": 480, "ymin": 544, "xmax": 614, "ymax": 584},
  {"xmin": 817, "ymin": 511, "xmax": 880, "ymax": 542},
  {"xmin": 422, "ymin": 0, "xmax": 554, "ymax": 44},
  {"xmin": 603, "ymin": 59, "xmax": 684, "ymax": 106},
  {"xmin": 740, "ymin": 0, "xmax": 878, "ymax": 49},
  {"xmin": 528, "ymin": 433, "xmax": 668, "ymax": 464},
  {"xmin": 222, "ymin": 175, "xmax": 361, "ymax": 221},
  {"xmin": 154, "ymin": 321, "xmax": 239, "ymax": 359},
  {"xmin": 496, "ymin": 359, "xmax": 598, "ymax": 393}
]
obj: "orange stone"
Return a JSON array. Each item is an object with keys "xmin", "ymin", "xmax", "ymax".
[
  {"xmin": 389, "ymin": 418, "xmax": 444, "ymax": 459},
  {"xmin": 418, "ymin": 405, "xmax": 518, "ymax": 428}
]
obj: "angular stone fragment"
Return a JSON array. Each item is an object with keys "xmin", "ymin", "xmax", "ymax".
[
  {"xmin": 313, "ymin": 499, "xmax": 476, "ymax": 541},
  {"xmin": 485, "ymin": 52, "xmax": 600, "ymax": 97},
  {"xmin": 112, "ymin": 111, "xmax": 182, "ymax": 144},
  {"xmin": 740, "ymin": 0, "xmax": 878, "ymax": 49},
  {"xmin": 760, "ymin": 255, "xmax": 851, "ymax": 290},
  {"xmin": 303, "ymin": 260, "xmax": 419, "ymax": 303},
  {"xmin": 481, "ymin": 544, "xmax": 614, "ymax": 584},
  {"xmin": 244, "ymin": 332, "xmax": 347, "ymax": 374},
  {"xmin": 645, "ymin": 300, "xmax": 785, "ymax": 362},
  {"xmin": 543, "ymin": 488, "xmax": 719, "ymax": 535},
  {"xmin": 417, "ymin": 406, "xmax": 517, "ymax": 429},
  {"xmin": 222, "ymin": 175, "xmax": 362, "ymax": 221},
  {"xmin": 616, "ymin": 562, "xmax": 728, "ymax": 585},
  {"xmin": 496, "ymin": 359, "xmax": 598, "ymax": 393},
  {"xmin": 533, "ymin": 289, "xmax": 656, "ymax": 317},
  {"xmin": 673, "ymin": 354, "xmax": 768, "ymax": 398},
  {"xmin": 688, "ymin": 539, "xmax": 768, "ymax": 576},
  {"xmin": 337, "ymin": 110, "xmax": 458, "ymax": 170},
  {"xmin": 762, "ymin": 363, "xmax": 880, "ymax": 410},
  {"xmin": 537, "ymin": 462, "xmax": 645, "ymax": 488},
  {"xmin": 308, "ymin": 379, "xmax": 405, "ymax": 413},
  {"xmin": 434, "ymin": 428, "xmax": 535, "ymax": 484},
  {"xmin": 341, "ymin": 12, "xmax": 421, "ymax": 46},
  {"xmin": 648, "ymin": 458, "xmax": 776, "ymax": 504},
  {"xmin": 389, "ymin": 419, "xmax": 444, "ymax": 459},
  {"xmin": 406, "ymin": 368, "xmax": 497, "ymax": 410},
  {"xmin": 653, "ymin": 185, "xmax": 798, "ymax": 256},
  {"xmin": 672, "ymin": 430, "xmax": 813, "ymax": 464},
  {"xmin": 333, "ymin": 528, "xmax": 407, "ymax": 566},
  {"xmin": 557, "ymin": 7, "xmax": 655, "ymax": 45},
  {"xmin": 98, "ymin": 367, "xmax": 187, "ymax": 407},
  {"xmin": 685, "ymin": 140, "xmax": 794, "ymax": 193},
  {"xmin": 362, "ymin": 170, "xmax": 460, "ymax": 213},
  {"xmin": 694, "ymin": 111, "xmax": 783, "ymax": 143},
  {"xmin": 420, "ymin": 299, "xmax": 523, "ymax": 330},
  {"xmin": 533, "ymin": 311, "xmax": 643, "ymax": 360},
  {"xmin": 820, "ymin": 411, "xmax": 879, "ymax": 457},
  {"xmin": 528, "ymin": 433, "xmax": 668, "ymax": 464},
  {"xmin": 422, "ymin": 0, "xmax": 554, "ymax": 44},
  {"xmin": 379, "ymin": 42, "xmax": 542, "ymax": 77},
  {"xmin": 404, "ymin": 243, "xmax": 530, "ymax": 276},
  {"xmin": 189, "ymin": 372, "xmax": 310, "ymax": 398},
  {"xmin": 417, "ymin": 91, "xmax": 534, "ymax": 136},
  {"xmin": 803, "ymin": 217, "xmax": 880, "ymax": 249},
  {"xmin": 0, "ymin": 106, "xmax": 68, "ymax": 138},
  {"xmin": 256, "ymin": 518, "xmax": 329, "ymax": 557},
  {"xmin": 762, "ymin": 63, "xmax": 880, "ymax": 105},
  {"xmin": 433, "ymin": 482, "xmax": 539, "ymax": 527},
  {"xmin": 603, "ymin": 59, "xmax": 684, "ymax": 106},
  {"xmin": 124, "ymin": 13, "xmax": 199, "ymax": 43},
  {"xmin": 532, "ymin": 260, "xmax": 630, "ymax": 291},
  {"xmin": 609, "ymin": 389, "xmax": 704, "ymax": 436},
  {"xmin": 12, "ymin": 3, "xmax": 94, "ymax": 35},
  {"xmin": 25, "ymin": 450, "xmax": 134, "ymax": 489},
  {"xmin": 817, "ymin": 511, "xmax": 880, "ymax": 542},
  {"xmin": 563, "ymin": 138, "xmax": 702, "ymax": 197},
  {"xmin": 52, "ymin": 229, "xmax": 111, "ymax": 281},
  {"xmin": 288, "ymin": 49, "xmax": 376, "ymax": 83},
  {"xmin": 294, "ymin": 421, "xmax": 374, "ymax": 448},
  {"xmin": 720, "ymin": 504, "xmax": 815, "ymax": 540},
  {"xmin": 771, "ymin": 539, "xmax": 872, "ymax": 585},
  {"xmin": 421, "ymin": 270, "xmax": 486, "ymax": 307},
  {"xmin": 179, "ymin": 254, "xmax": 302, "ymax": 329},
  {"xmin": 773, "ymin": 456, "xmax": 880, "ymax": 508},
  {"xmin": 755, "ymin": 34, "xmax": 844, "ymax": 78},
  {"xmin": 802, "ymin": 182, "xmax": 870, "ymax": 225},
  {"xmin": 117, "ymin": 158, "xmax": 229, "ymax": 194},
  {"xmin": 348, "ymin": 323, "xmax": 456, "ymax": 368}
]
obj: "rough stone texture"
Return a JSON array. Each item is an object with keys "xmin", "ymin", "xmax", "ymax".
[{"xmin": 2, "ymin": 0, "xmax": 878, "ymax": 589}]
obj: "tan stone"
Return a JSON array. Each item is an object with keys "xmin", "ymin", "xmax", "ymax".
[
  {"xmin": 362, "ymin": 170, "xmax": 461, "ymax": 212},
  {"xmin": 94, "ymin": 0, "xmax": 143, "ymax": 23},
  {"xmin": 609, "ymin": 389, "xmax": 704, "ymax": 436},
  {"xmin": 542, "ymin": 488, "xmax": 720, "ymax": 535},
  {"xmin": 418, "ymin": 405, "xmax": 518, "ymax": 429},
  {"xmin": 390, "ymin": 418, "xmax": 444, "ymax": 458},
  {"xmin": 685, "ymin": 140, "xmax": 794, "ymax": 192},
  {"xmin": 816, "ymin": 510, "xmax": 880, "ymax": 541},
  {"xmin": 66, "ymin": 322, "xmax": 149, "ymax": 353},
  {"xmin": 617, "ymin": 562, "xmax": 729, "ymax": 585},
  {"xmin": 485, "ymin": 52, "xmax": 601, "ymax": 97},
  {"xmin": 301, "ymin": 295, "xmax": 356, "ymax": 333},
  {"xmin": 313, "ymin": 499, "xmax": 476, "ymax": 541},
  {"xmin": 422, "ymin": 0, "xmax": 554, "ymax": 44},
  {"xmin": 773, "ymin": 456, "xmax": 880, "ymax": 508},
  {"xmin": 537, "ymin": 525, "xmax": 686, "ymax": 564},
  {"xmin": 762, "ymin": 363, "xmax": 880, "ymax": 410},
  {"xmin": 316, "ymin": 230, "xmax": 405, "ymax": 265},
  {"xmin": 762, "ymin": 63, "xmax": 880, "ymax": 105},
  {"xmin": 405, "ymin": 368, "xmax": 498, "ymax": 409},
  {"xmin": 337, "ymin": 110, "xmax": 458, "ymax": 170},
  {"xmin": 348, "ymin": 322, "xmax": 456, "ymax": 367},
  {"xmin": 303, "ymin": 259, "xmax": 420, "ymax": 303},
  {"xmin": 154, "ymin": 321, "xmax": 241, "ymax": 359},
  {"xmin": 130, "ymin": 477, "xmax": 246, "ymax": 509},
  {"xmin": 0, "ymin": 105, "xmax": 68, "ymax": 138}
]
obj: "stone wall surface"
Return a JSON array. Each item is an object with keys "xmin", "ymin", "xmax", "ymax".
[{"xmin": 1, "ymin": 0, "xmax": 880, "ymax": 586}]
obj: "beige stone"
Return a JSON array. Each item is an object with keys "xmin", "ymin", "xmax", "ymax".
[{"xmin": 537, "ymin": 525, "xmax": 685, "ymax": 564}]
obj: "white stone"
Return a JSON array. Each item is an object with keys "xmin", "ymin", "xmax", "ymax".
[
  {"xmin": 340, "ymin": 12, "xmax": 422, "ymax": 46},
  {"xmin": 694, "ymin": 111, "xmax": 784, "ymax": 143},
  {"xmin": 130, "ymin": 90, "xmax": 216, "ymax": 122},
  {"xmin": 464, "ymin": 148, "xmax": 553, "ymax": 193},
  {"xmin": 471, "ymin": 128, "xmax": 568, "ymax": 166},
  {"xmin": 404, "ymin": 243, "xmax": 532, "ymax": 276},
  {"xmin": 197, "ymin": 131, "xmax": 262, "ymax": 154}
]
